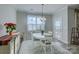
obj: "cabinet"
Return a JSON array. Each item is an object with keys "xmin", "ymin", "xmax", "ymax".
[{"xmin": 0, "ymin": 35, "xmax": 12, "ymax": 54}]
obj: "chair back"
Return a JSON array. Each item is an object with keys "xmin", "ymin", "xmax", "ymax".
[{"xmin": 44, "ymin": 33, "xmax": 53, "ymax": 44}]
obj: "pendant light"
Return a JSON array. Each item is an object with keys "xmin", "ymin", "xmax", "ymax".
[{"xmin": 40, "ymin": 4, "xmax": 46, "ymax": 22}]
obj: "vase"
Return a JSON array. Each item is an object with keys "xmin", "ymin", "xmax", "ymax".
[
  {"xmin": 41, "ymin": 30, "xmax": 44, "ymax": 35},
  {"xmin": 9, "ymin": 32, "xmax": 12, "ymax": 35}
]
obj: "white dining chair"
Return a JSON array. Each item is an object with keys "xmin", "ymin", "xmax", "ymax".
[{"xmin": 41, "ymin": 33, "xmax": 53, "ymax": 54}]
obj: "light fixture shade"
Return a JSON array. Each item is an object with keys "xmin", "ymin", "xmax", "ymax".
[
  {"xmin": 40, "ymin": 4, "xmax": 46, "ymax": 22},
  {"xmin": 40, "ymin": 17, "xmax": 46, "ymax": 22}
]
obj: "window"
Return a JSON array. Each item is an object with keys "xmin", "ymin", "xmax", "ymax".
[
  {"xmin": 27, "ymin": 15, "xmax": 45, "ymax": 31},
  {"xmin": 53, "ymin": 16, "xmax": 63, "ymax": 41},
  {"xmin": 55, "ymin": 20, "xmax": 62, "ymax": 29}
]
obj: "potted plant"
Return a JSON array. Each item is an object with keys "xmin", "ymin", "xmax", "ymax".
[{"xmin": 4, "ymin": 23, "xmax": 16, "ymax": 35}]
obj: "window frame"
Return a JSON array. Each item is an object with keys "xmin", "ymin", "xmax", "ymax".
[{"xmin": 27, "ymin": 15, "xmax": 46, "ymax": 31}]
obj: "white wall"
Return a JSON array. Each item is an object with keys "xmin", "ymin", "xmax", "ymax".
[
  {"xmin": 68, "ymin": 7, "xmax": 75, "ymax": 44},
  {"xmin": 52, "ymin": 7, "xmax": 68, "ymax": 44},
  {"xmin": 45, "ymin": 15, "xmax": 52, "ymax": 32},
  {"xmin": 16, "ymin": 11, "xmax": 27, "ymax": 40},
  {"xmin": 16, "ymin": 11, "xmax": 26, "ymax": 32},
  {"xmin": 0, "ymin": 5, "xmax": 16, "ymax": 36}
]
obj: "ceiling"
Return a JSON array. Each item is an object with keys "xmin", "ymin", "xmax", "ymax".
[
  {"xmin": 1, "ymin": 4, "xmax": 79, "ymax": 15},
  {"xmin": 15, "ymin": 4, "xmax": 68, "ymax": 15}
]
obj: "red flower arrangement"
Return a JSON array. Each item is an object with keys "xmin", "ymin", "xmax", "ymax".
[
  {"xmin": 4, "ymin": 23, "xmax": 16, "ymax": 26},
  {"xmin": 4, "ymin": 22, "xmax": 16, "ymax": 35}
]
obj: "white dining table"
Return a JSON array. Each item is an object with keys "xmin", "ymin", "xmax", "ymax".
[
  {"xmin": 32, "ymin": 32, "xmax": 53, "ymax": 53},
  {"xmin": 32, "ymin": 33, "xmax": 45, "ymax": 41},
  {"xmin": 32, "ymin": 33, "xmax": 53, "ymax": 41}
]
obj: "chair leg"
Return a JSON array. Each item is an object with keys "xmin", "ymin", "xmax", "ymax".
[
  {"xmin": 51, "ymin": 45, "xmax": 53, "ymax": 54},
  {"xmin": 41, "ymin": 45, "xmax": 46, "ymax": 54},
  {"xmin": 51, "ymin": 45, "xmax": 55, "ymax": 54},
  {"xmin": 43, "ymin": 46, "xmax": 46, "ymax": 54},
  {"xmin": 41, "ymin": 46, "xmax": 44, "ymax": 54}
]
